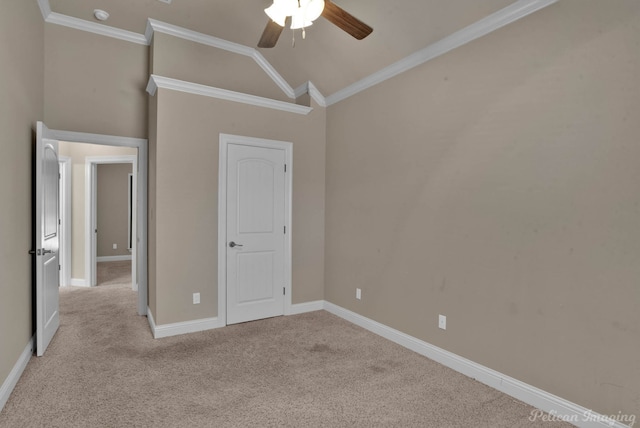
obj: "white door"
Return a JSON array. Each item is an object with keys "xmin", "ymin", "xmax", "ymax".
[
  {"xmin": 226, "ymin": 143, "xmax": 286, "ymax": 325},
  {"xmin": 35, "ymin": 121, "xmax": 60, "ymax": 356}
]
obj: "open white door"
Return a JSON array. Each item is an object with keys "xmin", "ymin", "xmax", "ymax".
[{"xmin": 35, "ymin": 121, "xmax": 60, "ymax": 356}]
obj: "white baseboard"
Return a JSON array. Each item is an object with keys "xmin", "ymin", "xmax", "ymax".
[
  {"xmin": 147, "ymin": 307, "xmax": 224, "ymax": 339},
  {"xmin": 323, "ymin": 302, "xmax": 633, "ymax": 428},
  {"xmin": 70, "ymin": 278, "xmax": 88, "ymax": 287},
  {"xmin": 96, "ymin": 255, "xmax": 132, "ymax": 262},
  {"xmin": 288, "ymin": 300, "xmax": 324, "ymax": 315},
  {"xmin": 0, "ymin": 335, "xmax": 34, "ymax": 413}
]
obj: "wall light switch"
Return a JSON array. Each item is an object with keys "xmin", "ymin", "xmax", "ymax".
[
  {"xmin": 356, "ymin": 288, "xmax": 362, "ymax": 300},
  {"xmin": 193, "ymin": 293, "xmax": 200, "ymax": 304},
  {"xmin": 438, "ymin": 314, "xmax": 447, "ymax": 330},
  {"xmin": 113, "ymin": 243, "xmax": 117, "ymax": 249}
]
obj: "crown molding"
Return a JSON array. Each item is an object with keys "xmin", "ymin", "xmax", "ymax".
[
  {"xmin": 293, "ymin": 81, "xmax": 327, "ymax": 107},
  {"xmin": 146, "ymin": 19, "xmax": 253, "ymax": 56},
  {"xmin": 307, "ymin": 81, "xmax": 327, "ymax": 107},
  {"xmin": 325, "ymin": 0, "xmax": 559, "ymax": 106},
  {"xmin": 45, "ymin": 12, "xmax": 148, "ymax": 45},
  {"xmin": 293, "ymin": 82, "xmax": 308, "ymax": 99},
  {"xmin": 146, "ymin": 19, "xmax": 295, "ymax": 99},
  {"xmin": 251, "ymin": 52, "xmax": 296, "ymax": 99},
  {"xmin": 37, "ymin": 0, "xmax": 51, "ymax": 20},
  {"xmin": 146, "ymin": 75, "xmax": 313, "ymax": 115}
]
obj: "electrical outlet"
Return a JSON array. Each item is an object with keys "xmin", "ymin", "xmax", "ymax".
[
  {"xmin": 112, "ymin": 243, "xmax": 117, "ymax": 249},
  {"xmin": 193, "ymin": 293, "xmax": 200, "ymax": 304},
  {"xmin": 356, "ymin": 288, "xmax": 362, "ymax": 300},
  {"xmin": 438, "ymin": 314, "xmax": 447, "ymax": 330}
]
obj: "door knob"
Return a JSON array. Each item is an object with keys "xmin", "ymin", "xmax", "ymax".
[
  {"xmin": 229, "ymin": 241, "xmax": 243, "ymax": 248},
  {"xmin": 42, "ymin": 249, "xmax": 54, "ymax": 254}
]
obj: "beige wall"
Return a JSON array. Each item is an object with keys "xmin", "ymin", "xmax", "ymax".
[
  {"xmin": 151, "ymin": 32, "xmax": 289, "ymax": 102},
  {"xmin": 97, "ymin": 163, "xmax": 133, "ymax": 257},
  {"xmin": 325, "ymin": 0, "xmax": 640, "ymax": 418},
  {"xmin": 58, "ymin": 142, "xmax": 137, "ymax": 280},
  {"xmin": 0, "ymin": 0, "xmax": 43, "ymax": 395},
  {"xmin": 44, "ymin": 24, "xmax": 148, "ymax": 139},
  {"xmin": 150, "ymin": 89, "xmax": 326, "ymax": 325}
]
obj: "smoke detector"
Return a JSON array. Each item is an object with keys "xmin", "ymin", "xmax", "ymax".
[{"xmin": 93, "ymin": 9, "xmax": 109, "ymax": 21}]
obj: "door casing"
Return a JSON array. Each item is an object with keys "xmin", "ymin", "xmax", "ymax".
[
  {"xmin": 58, "ymin": 156, "xmax": 72, "ymax": 287},
  {"xmin": 218, "ymin": 134, "xmax": 293, "ymax": 325},
  {"xmin": 86, "ymin": 156, "xmax": 137, "ymax": 289}
]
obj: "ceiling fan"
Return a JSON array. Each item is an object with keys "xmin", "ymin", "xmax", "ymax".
[{"xmin": 258, "ymin": 0, "xmax": 373, "ymax": 48}]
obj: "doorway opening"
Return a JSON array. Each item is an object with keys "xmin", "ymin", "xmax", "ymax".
[
  {"xmin": 86, "ymin": 156, "xmax": 137, "ymax": 290},
  {"xmin": 53, "ymin": 129, "xmax": 148, "ymax": 316}
]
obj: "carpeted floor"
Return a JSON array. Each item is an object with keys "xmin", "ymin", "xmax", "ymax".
[
  {"xmin": 96, "ymin": 260, "xmax": 132, "ymax": 286},
  {"xmin": 0, "ymin": 269, "xmax": 572, "ymax": 427}
]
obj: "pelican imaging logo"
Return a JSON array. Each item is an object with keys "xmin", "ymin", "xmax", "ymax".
[{"xmin": 529, "ymin": 409, "xmax": 636, "ymax": 426}]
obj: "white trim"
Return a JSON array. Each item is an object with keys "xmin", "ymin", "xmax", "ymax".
[
  {"xmin": 218, "ymin": 134, "xmax": 293, "ymax": 325},
  {"xmin": 51, "ymin": 130, "xmax": 146, "ymax": 148},
  {"xmin": 146, "ymin": 19, "xmax": 254, "ymax": 56},
  {"xmin": 52, "ymin": 129, "xmax": 148, "ymax": 316},
  {"xmin": 293, "ymin": 81, "xmax": 327, "ymax": 107},
  {"xmin": 37, "ymin": 0, "xmax": 51, "ymax": 20},
  {"xmin": 288, "ymin": 300, "xmax": 324, "ymax": 315},
  {"xmin": 70, "ymin": 278, "xmax": 89, "ymax": 287},
  {"xmin": 323, "ymin": 302, "xmax": 633, "ymax": 428},
  {"xmin": 146, "ymin": 19, "xmax": 295, "ymax": 99},
  {"xmin": 0, "ymin": 336, "xmax": 33, "ymax": 413},
  {"xmin": 45, "ymin": 12, "xmax": 148, "ymax": 45},
  {"xmin": 293, "ymin": 82, "xmax": 309, "ymax": 99},
  {"xmin": 251, "ymin": 52, "xmax": 296, "ymax": 99},
  {"xmin": 147, "ymin": 75, "xmax": 313, "ymax": 115},
  {"xmin": 307, "ymin": 81, "xmax": 327, "ymax": 107},
  {"xmin": 96, "ymin": 255, "xmax": 133, "ymax": 262},
  {"xmin": 147, "ymin": 308, "xmax": 224, "ymax": 339},
  {"xmin": 58, "ymin": 156, "xmax": 72, "ymax": 287},
  {"xmin": 325, "ymin": 0, "xmax": 559, "ymax": 105}
]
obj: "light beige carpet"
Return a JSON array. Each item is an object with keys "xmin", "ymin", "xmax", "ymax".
[
  {"xmin": 96, "ymin": 260, "xmax": 132, "ymax": 286},
  {"xmin": 0, "ymin": 279, "xmax": 572, "ymax": 427}
]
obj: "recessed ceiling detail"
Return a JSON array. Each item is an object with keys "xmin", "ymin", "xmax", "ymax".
[{"xmin": 42, "ymin": 0, "xmax": 559, "ymax": 106}]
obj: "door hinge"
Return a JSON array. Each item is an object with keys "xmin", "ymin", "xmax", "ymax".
[
  {"xmin": 284, "ymin": 164, "xmax": 287, "ymax": 173},
  {"xmin": 283, "ymin": 287, "xmax": 286, "ymax": 296},
  {"xmin": 284, "ymin": 226, "xmax": 286, "ymax": 234},
  {"xmin": 59, "ymin": 265, "xmax": 61, "ymax": 271}
]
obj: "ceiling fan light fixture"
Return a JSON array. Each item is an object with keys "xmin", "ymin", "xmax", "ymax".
[
  {"xmin": 264, "ymin": 2, "xmax": 288, "ymax": 27},
  {"xmin": 290, "ymin": 14, "xmax": 313, "ymax": 30},
  {"xmin": 303, "ymin": 0, "xmax": 325, "ymax": 22},
  {"xmin": 265, "ymin": 0, "xmax": 325, "ymax": 29}
]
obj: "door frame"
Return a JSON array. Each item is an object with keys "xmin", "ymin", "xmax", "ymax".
[
  {"xmin": 58, "ymin": 156, "xmax": 72, "ymax": 287},
  {"xmin": 86, "ymin": 156, "xmax": 137, "ymax": 290},
  {"xmin": 217, "ymin": 134, "xmax": 293, "ymax": 325},
  {"xmin": 50, "ymin": 129, "xmax": 148, "ymax": 316}
]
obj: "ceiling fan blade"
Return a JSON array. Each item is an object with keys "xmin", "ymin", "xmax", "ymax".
[
  {"xmin": 258, "ymin": 20, "xmax": 284, "ymax": 48},
  {"xmin": 322, "ymin": 0, "xmax": 373, "ymax": 40}
]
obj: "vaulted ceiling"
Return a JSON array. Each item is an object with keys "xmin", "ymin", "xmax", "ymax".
[{"xmin": 48, "ymin": 0, "xmax": 524, "ymax": 96}]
